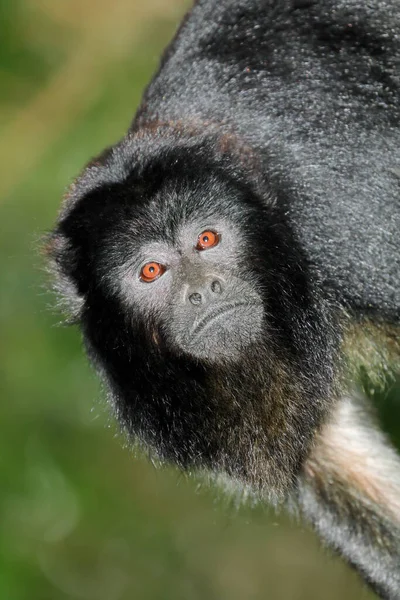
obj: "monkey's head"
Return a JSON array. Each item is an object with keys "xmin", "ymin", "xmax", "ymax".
[{"xmin": 48, "ymin": 128, "xmax": 340, "ymax": 502}]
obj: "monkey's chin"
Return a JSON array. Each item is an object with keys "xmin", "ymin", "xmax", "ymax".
[{"xmin": 177, "ymin": 304, "xmax": 264, "ymax": 363}]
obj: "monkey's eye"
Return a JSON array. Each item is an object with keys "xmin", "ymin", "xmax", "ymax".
[
  {"xmin": 140, "ymin": 262, "xmax": 165, "ymax": 283},
  {"xmin": 196, "ymin": 230, "xmax": 220, "ymax": 250}
]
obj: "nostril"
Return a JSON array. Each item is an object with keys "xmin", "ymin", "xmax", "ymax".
[
  {"xmin": 189, "ymin": 292, "xmax": 202, "ymax": 305},
  {"xmin": 211, "ymin": 280, "xmax": 222, "ymax": 294}
]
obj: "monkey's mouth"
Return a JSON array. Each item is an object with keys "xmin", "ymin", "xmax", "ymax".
[{"xmin": 191, "ymin": 301, "xmax": 263, "ymax": 338}]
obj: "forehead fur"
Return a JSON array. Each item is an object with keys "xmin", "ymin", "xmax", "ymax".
[{"xmin": 105, "ymin": 175, "xmax": 251, "ymax": 245}]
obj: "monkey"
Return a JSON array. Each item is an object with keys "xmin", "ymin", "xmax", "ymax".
[{"xmin": 47, "ymin": 0, "xmax": 400, "ymax": 597}]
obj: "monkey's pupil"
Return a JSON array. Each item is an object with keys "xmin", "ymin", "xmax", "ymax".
[
  {"xmin": 203, "ymin": 236, "xmax": 209, "ymax": 243},
  {"xmin": 149, "ymin": 266, "xmax": 155, "ymax": 272}
]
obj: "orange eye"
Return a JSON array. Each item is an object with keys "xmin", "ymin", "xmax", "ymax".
[
  {"xmin": 196, "ymin": 230, "xmax": 220, "ymax": 250},
  {"xmin": 140, "ymin": 262, "xmax": 165, "ymax": 283}
]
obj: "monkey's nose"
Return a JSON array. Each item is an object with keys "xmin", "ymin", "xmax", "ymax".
[
  {"xmin": 189, "ymin": 292, "xmax": 202, "ymax": 305},
  {"xmin": 211, "ymin": 280, "xmax": 222, "ymax": 294}
]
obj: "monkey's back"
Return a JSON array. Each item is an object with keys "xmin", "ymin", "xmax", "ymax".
[{"xmin": 134, "ymin": 0, "xmax": 400, "ymax": 320}]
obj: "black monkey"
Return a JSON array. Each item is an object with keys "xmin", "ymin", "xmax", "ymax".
[{"xmin": 48, "ymin": 0, "xmax": 400, "ymax": 597}]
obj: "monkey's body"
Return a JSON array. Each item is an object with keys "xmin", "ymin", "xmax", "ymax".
[
  {"xmin": 136, "ymin": 0, "xmax": 400, "ymax": 320},
  {"xmin": 49, "ymin": 0, "xmax": 400, "ymax": 597}
]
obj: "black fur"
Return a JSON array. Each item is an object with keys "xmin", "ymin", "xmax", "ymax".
[
  {"xmin": 53, "ymin": 132, "xmax": 340, "ymax": 498},
  {"xmin": 49, "ymin": 0, "xmax": 400, "ymax": 596}
]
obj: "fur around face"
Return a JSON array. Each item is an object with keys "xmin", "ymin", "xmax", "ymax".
[{"xmin": 49, "ymin": 127, "xmax": 341, "ymax": 501}]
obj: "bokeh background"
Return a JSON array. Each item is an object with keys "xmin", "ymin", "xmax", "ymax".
[{"xmin": 1, "ymin": 1, "xmax": 399, "ymax": 599}]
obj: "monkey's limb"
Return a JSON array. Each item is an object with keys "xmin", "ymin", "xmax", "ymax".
[{"xmin": 293, "ymin": 393, "xmax": 400, "ymax": 599}]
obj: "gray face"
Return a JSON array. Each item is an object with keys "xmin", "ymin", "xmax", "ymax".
[{"xmin": 114, "ymin": 218, "xmax": 264, "ymax": 362}]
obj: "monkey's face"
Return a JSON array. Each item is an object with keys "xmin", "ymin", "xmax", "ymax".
[
  {"xmin": 68, "ymin": 169, "xmax": 268, "ymax": 366},
  {"xmin": 49, "ymin": 150, "xmax": 337, "ymax": 501},
  {"xmin": 114, "ymin": 217, "xmax": 264, "ymax": 364}
]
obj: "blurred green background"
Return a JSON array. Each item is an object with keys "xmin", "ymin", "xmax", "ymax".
[{"xmin": 1, "ymin": 1, "xmax": 399, "ymax": 599}]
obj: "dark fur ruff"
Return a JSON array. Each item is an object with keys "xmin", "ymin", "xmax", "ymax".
[
  {"xmin": 50, "ymin": 127, "xmax": 341, "ymax": 501},
  {"xmin": 48, "ymin": 0, "xmax": 400, "ymax": 596}
]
